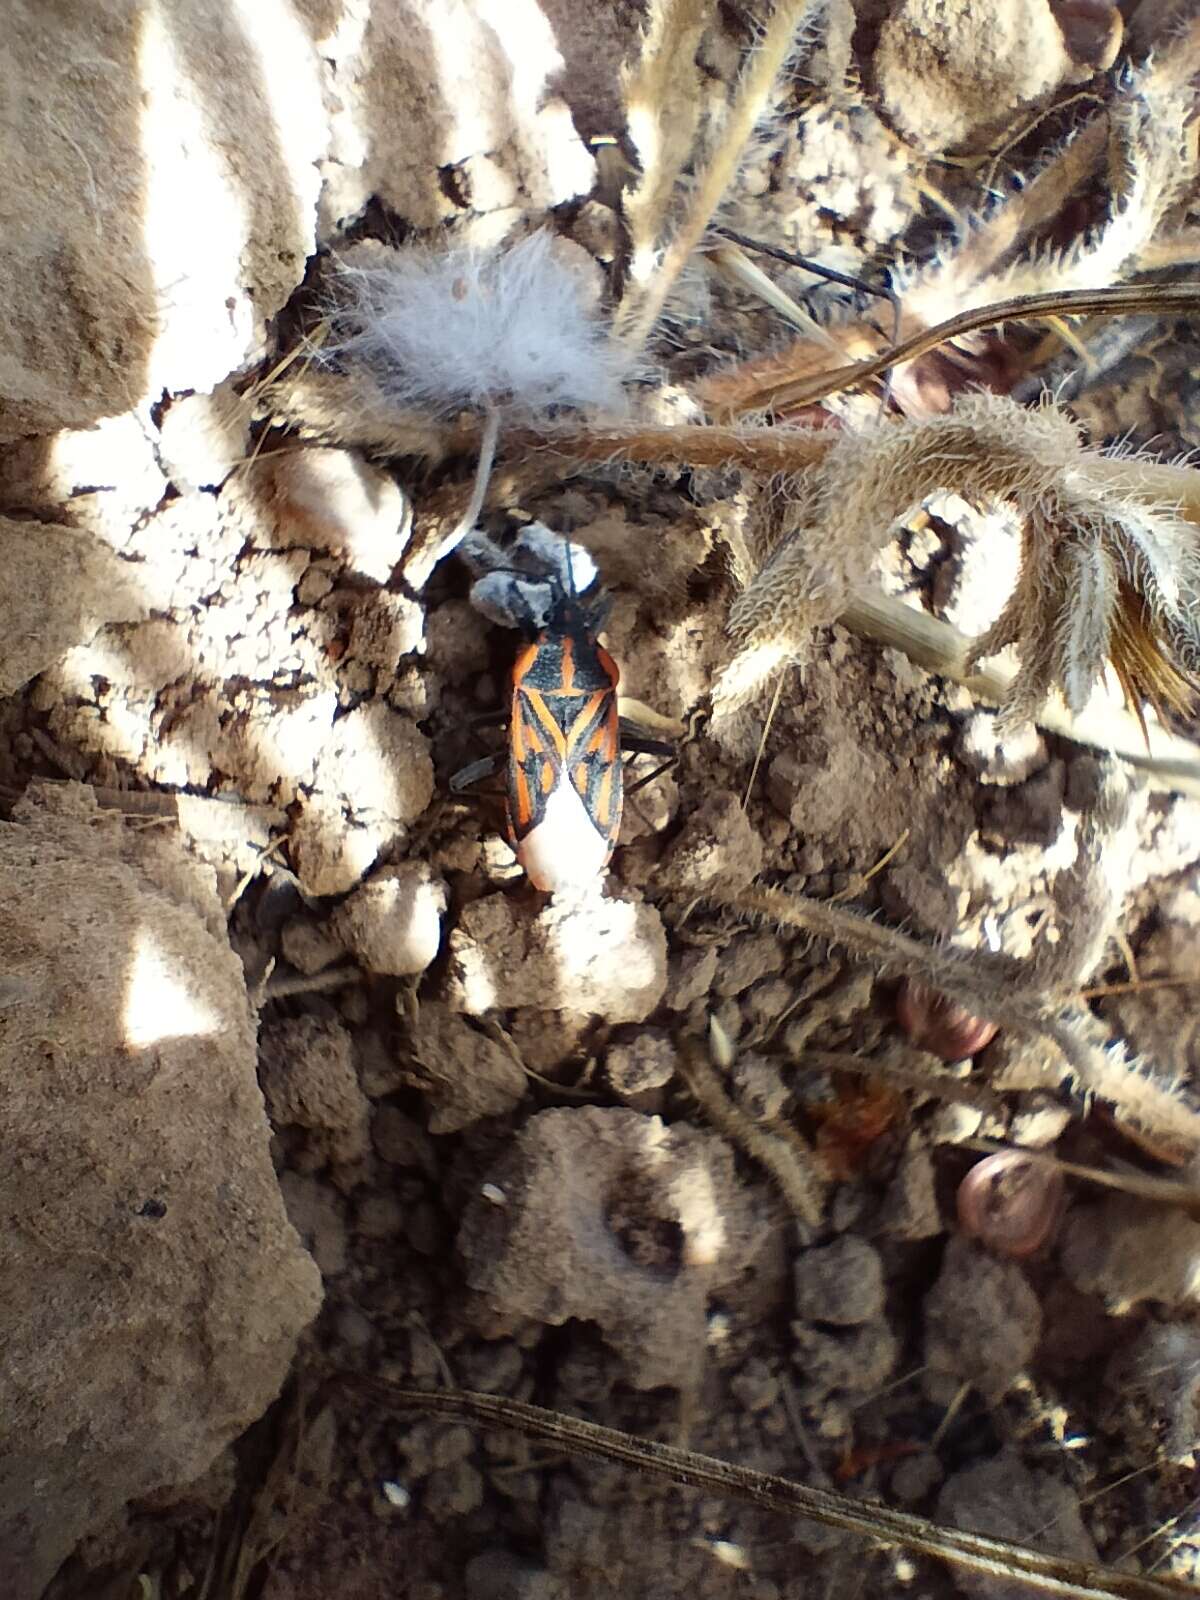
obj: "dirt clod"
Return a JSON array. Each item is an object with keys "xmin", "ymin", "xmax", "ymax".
[{"xmin": 458, "ymin": 1107, "xmax": 765, "ymax": 1389}]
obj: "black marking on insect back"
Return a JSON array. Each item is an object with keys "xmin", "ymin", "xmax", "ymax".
[{"xmin": 504, "ymin": 596, "xmax": 622, "ymax": 853}]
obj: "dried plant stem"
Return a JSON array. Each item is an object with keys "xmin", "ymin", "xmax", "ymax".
[
  {"xmin": 736, "ymin": 282, "xmax": 1200, "ymax": 413},
  {"xmin": 616, "ymin": 0, "xmax": 816, "ymax": 353},
  {"xmin": 676, "ymin": 1039, "xmax": 824, "ymax": 1224},
  {"xmin": 513, "ymin": 419, "xmax": 833, "ymax": 471},
  {"xmin": 337, "ymin": 1380, "xmax": 1193, "ymax": 1600},
  {"xmin": 702, "ymin": 884, "xmax": 1200, "ymax": 1151},
  {"xmin": 841, "ymin": 588, "xmax": 1200, "ymax": 800},
  {"xmin": 700, "ymin": 883, "xmax": 1043, "ymax": 1030}
]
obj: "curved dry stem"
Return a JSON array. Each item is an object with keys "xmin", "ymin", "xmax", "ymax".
[
  {"xmin": 841, "ymin": 589, "xmax": 1200, "ymax": 800},
  {"xmin": 733, "ymin": 282, "xmax": 1200, "ymax": 414}
]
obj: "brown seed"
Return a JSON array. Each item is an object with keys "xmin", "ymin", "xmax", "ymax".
[
  {"xmin": 956, "ymin": 1151, "xmax": 1066, "ymax": 1258},
  {"xmin": 895, "ymin": 979, "xmax": 998, "ymax": 1061}
]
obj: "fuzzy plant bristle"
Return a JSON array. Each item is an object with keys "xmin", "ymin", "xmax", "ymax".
[{"xmin": 708, "ymin": 391, "xmax": 1200, "ymax": 735}]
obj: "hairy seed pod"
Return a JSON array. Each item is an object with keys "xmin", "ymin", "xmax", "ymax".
[
  {"xmin": 895, "ymin": 980, "xmax": 998, "ymax": 1061},
  {"xmin": 956, "ymin": 1152, "xmax": 1066, "ymax": 1258}
]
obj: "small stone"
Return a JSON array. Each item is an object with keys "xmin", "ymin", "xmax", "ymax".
[
  {"xmin": 794, "ymin": 1237, "xmax": 885, "ymax": 1326},
  {"xmin": 714, "ymin": 933, "xmax": 784, "ymax": 998},
  {"xmin": 331, "ymin": 862, "xmax": 448, "ymax": 976},
  {"xmin": 158, "ymin": 386, "xmax": 249, "ymax": 492},
  {"xmin": 266, "ymin": 448, "xmax": 412, "ymax": 583},
  {"xmin": 956, "ymin": 712, "xmax": 1046, "ymax": 786},
  {"xmin": 1061, "ymin": 1196, "xmax": 1200, "ymax": 1314},
  {"xmin": 660, "ymin": 789, "xmax": 763, "ymax": 891},
  {"xmin": 924, "ymin": 1235, "xmax": 1042, "ymax": 1399},
  {"xmin": 279, "ymin": 917, "xmax": 343, "ymax": 976},
  {"xmin": 605, "ymin": 1030, "xmax": 677, "ymax": 1098},
  {"xmin": 373, "ymin": 1104, "xmax": 437, "ymax": 1173},
  {"xmin": 880, "ymin": 1143, "xmax": 943, "ymax": 1241},
  {"xmin": 405, "ymin": 1003, "xmax": 527, "ymax": 1134},
  {"xmin": 937, "ymin": 1451, "xmax": 1098, "ymax": 1600},
  {"xmin": 663, "ymin": 947, "xmax": 718, "ymax": 1011}
]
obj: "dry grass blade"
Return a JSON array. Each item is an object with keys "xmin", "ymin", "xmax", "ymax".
[
  {"xmin": 620, "ymin": 0, "xmax": 715, "ymax": 290},
  {"xmin": 616, "ymin": 0, "xmax": 819, "ymax": 353},
  {"xmin": 335, "ymin": 1379, "xmax": 1196, "ymax": 1600}
]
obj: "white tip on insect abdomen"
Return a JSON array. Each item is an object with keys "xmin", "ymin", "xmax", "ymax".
[{"xmin": 517, "ymin": 778, "xmax": 612, "ymax": 894}]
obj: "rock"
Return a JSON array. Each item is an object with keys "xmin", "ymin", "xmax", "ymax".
[
  {"xmin": 794, "ymin": 1237, "xmax": 886, "ymax": 1326},
  {"xmin": 790, "ymin": 1320, "xmax": 898, "ymax": 1400},
  {"xmin": 955, "ymin": 712, "xmax": 1047, "ymax": 787},
  {"xmin": 263, "ymin": 449, "xmax": 414, "ymax": 583},
  {"xmin": 158, "ymin": 385, "xmax": 250, "ymax": 492},
  {"xmin": 332, "ymin": 862, "xmax": 449, "ymax": 976},
  {"xmin": 923, "ymin": 1235, "xmax": 1042, "ymax": 1399},
  {"xmin": 880, "ymin": 1142, "xmax": 943, "ymax": 1241},
  {"xmin": 1, "ymin": 0, "xmax": 324, "ymax": 438},
  {"xmin": 319, "ymin": 0, "xmax": 596, "ymax": 235},
  {"xmin": 278, "ymin": 1170, "xmax": 349, "ymax": 1280},
  {"xmin": 372, "ymin": 1104, "xmax": 437, "ymax": 1174},
  {"xmin": 1061, "ymin": 1195, "xmax": 1200, "ymax": 1314},
  {"xmin": 875, "ymin": 0, "xmax": 1088, "ymax": 153},
  {"xmin": 713, "ymin": 933, "xmax": 784, "ymax": 998},
  {"xmin": 605, "ymin": 1029, "xmax": 678, "ymax": 1098},
  {"xmin": 0, "ymin": 517, "xmax": 148, "ymax": 694},
  {"xmin": 0, "ymin": 415, "xmax": 168, "ymax": 549},
  {"xmin": 404, "ymin": 1002, "xmax": 527, "ymax": 1134},
  {"xmin": 458, "ymin": 1107, "xmax": 765, "ymax": 1389},
  {"xmin": 258, "ymin": 1013, "xmax": 371, "ymax": 1177},
  {"xmin": 937, "ymin": 1450, "xmax": 1098, "ymax": 1600},
  {"xmin": 280, "ymin": 916, "xmax": 344, "ymax": 976},
  {"xmin": 662, "ymin": 946, "xmax": 718, "ymax": 1011},
  {"xmin": 1105, "ymin": 1322, "xmax": 1200, "ymax": 1467},
  {"xmin": 291, "ymin": 705, "xmax": 435, "ymax": 898},
  {"xmin": 0, "ymin": 785, "xmax": 320, "ymax": 1599},
  {"xmin": 446, "ymin": 892, "xmax": 668, "ymax": 1022},
  {"xmin": 660, "ymin": 789, "xmax": 763, "ymax": 891}
]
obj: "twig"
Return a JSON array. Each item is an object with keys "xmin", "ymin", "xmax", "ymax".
[
  {"xmin": 805, "ymin": 1049, "xmax": 1004, "ymax": 1116},
  {"xmin": 333, "ymin": 1380, "xmax": 1196, "ymax": 1600}
]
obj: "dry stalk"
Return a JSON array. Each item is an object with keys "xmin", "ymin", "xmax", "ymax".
[
  {"xmin": 620, "ymin": 0, "xmax": 716, "ymax": 292},
  {"xmin": 699, "ymin": 883, "xmax": 1200, "ymax": 1152},
  {"xmin": 336, "ymin": 1379, "xmax": 1195, "ymax": 1600},
  {"xmin": 840, "ymin": 589, "xmax": 1200, "ymax": 800}
]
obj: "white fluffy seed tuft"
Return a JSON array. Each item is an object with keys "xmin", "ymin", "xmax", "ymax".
[{"xmin": 327, "ymin": 231, "xmax": 630, "ymax": 419}]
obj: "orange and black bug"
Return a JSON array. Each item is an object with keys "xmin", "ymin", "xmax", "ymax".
[
  {"xmin": 451, "ymin": 532, "xmax": 672, "ymax": 894},
  {"xmin": 504, "ymin": 584, "xmax": 624, "ymax": 893}
]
